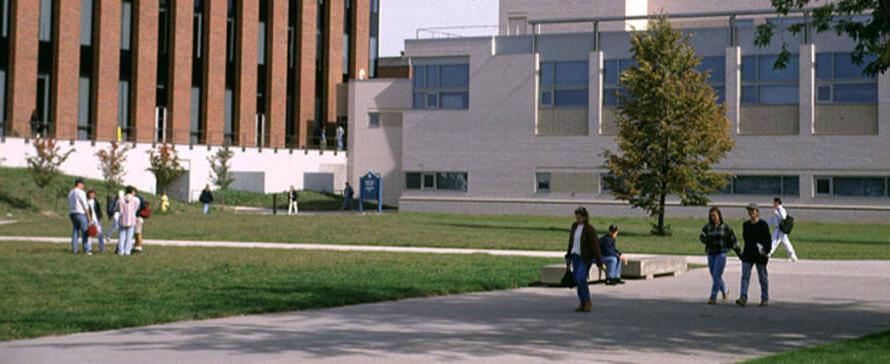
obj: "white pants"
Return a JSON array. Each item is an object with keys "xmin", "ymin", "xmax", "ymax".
[
  {"xmin": 289, "ymin": 201, "xmax": 299, "ymax": 215},
  {"xmin": 771, "ymin": 230, "xmax": 796, "ymax": 257}
]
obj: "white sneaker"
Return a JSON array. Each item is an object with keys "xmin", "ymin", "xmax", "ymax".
[
  {"xmin": 86, "ymin": 252, "xmax": 93, "ymax": 256},
  {"xmin": 789, "ymin": 255, "xmax": 798, "ymax": 262}
]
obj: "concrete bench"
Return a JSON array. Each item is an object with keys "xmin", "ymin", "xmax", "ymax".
[{"xmin": 540, "ymin": 255, "xmax": 686, "ymax": 285}]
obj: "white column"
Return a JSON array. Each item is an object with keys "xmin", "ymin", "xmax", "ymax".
[
  {"xmin": 879, "ymin": 68, "xmax": 890, "ymax": 137},
  {"xmin": 533, "ymin": 52, "xmax": 541, "ymax": 135},
  {"xmin": 725, "ymin": 47, "xmax": 741, "ymax": 135},
  {"xmin": 799, "ymin": 44, "xmax": 816, "ymax": 135},
  {"xmin": 589, "ymin": 51, "xmax": 604, "ymax": 136}
]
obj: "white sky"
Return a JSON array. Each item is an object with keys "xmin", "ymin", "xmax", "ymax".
[{"xmin": 379, "ymin": 0, "xmax": 500, "ymax": 57}]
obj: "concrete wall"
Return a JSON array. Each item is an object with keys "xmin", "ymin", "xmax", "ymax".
[
  {"xmin": 815, "ymin": 105, "xmax": 878, "ymax": 135},
  {"xmin": 0, "ymin": 138, "xmax": 346, "ymax": 200},
  {"xmin": 537, "ymin": 108, "xmax": 588, "ymax": 136},
  {"xmin": 739, "ymin": 106, "xmax": 800, "ymax": 135}
]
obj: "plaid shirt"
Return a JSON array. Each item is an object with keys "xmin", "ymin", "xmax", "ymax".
[
  {"xmin": 700, "ymin": 223, "xmax": 739, "ymax": 255},
  {"xmin": 117, "ymin": 195, "xmax": 140, "ymax": 228}
]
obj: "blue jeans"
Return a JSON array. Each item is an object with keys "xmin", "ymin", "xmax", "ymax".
[
  {"xmin": 707, "ymin": 253, "xmax": 727, "ymax": 300},
  {"xmin": 740, "ymin": 261, "xmax": 769, "ymax": 301},
  {"xmin": 603, "ymin": 256, "xmax": 622, "ymax": 279},
  {"xmin": 91, "ymin": 221, "xmax": 106, "ymax": 253},
  {"xmin": 571, "ymin": 254, "xmax": 591, "ymax": 304},
  {"xmin": 337, "ymin": 138, "xmax": 344, "ymax": 151},
  {"xmin": 118, "ymin": 226, "xmax": 135, "ymax": 256},
  {"xmin": 69, "ymin": 213, "xmax": 91, "ymax": 254},
  {"xmin": 203, "ymin": 203, "xmax": 210, "ymax": 214}
]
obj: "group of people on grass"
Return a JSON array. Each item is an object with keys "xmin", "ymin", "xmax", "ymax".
[
  {"xmin": 566, "ymin": 198, "xmax": 798, "ymax": 312},
  {"xmin": 68, "ymin": 178, "xmax": 150, "ymax": 256}
]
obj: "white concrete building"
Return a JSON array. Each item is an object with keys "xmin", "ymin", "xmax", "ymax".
[{"xmin": 348, "ymin": 0, "xmax": 890, "ymax": 222}]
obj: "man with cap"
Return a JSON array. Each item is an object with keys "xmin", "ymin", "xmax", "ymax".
[
  {"xmin": 67, "ymin": 178, "xmax": 92, "ymax": 255},
  {"xmin": 599, "ymin": 224, "xmax": 628, "ymax": 285},
  {"xmin": 737, "ymin": 203, "xmax": 771, "ymax": 307}
]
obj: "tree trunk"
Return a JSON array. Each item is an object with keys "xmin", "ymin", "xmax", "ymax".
[{"xmin": 656, "ymin": 190, "xmax": 667, "ymax": 235}]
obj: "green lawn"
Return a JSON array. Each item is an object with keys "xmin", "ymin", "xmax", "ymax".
[
  {"xmin": 0, "ymin": 241, "xmax": 554, "ymax": 341},
  {"xmin": 745, "ymin": 331, "xmax": 890, "ymax": 364},
  {"xmin": 2, "ymin": 211, "xmax": 889, "ymax": 260}
]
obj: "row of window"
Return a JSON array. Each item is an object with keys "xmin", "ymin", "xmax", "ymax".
[
  {"xmin": 816, "ymin": 176, "xmax": 890, "ymax": 197},
  {"xmin": 406, "ymin": 172, "xmax": 469, "ymax": 192},
  {"xmin": 412, "ymin": 63, "xmax": 470, "ymax": 110}
]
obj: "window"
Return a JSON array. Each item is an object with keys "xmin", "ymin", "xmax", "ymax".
[
  {"xmin": 721, "ymin": 176, "xmax": 799, "ymax": 196},
  {"xmin": 536, "ymin": 172, "xmax": 551, "ymax": 193},
  {"xmin": 405, "ymin": 171, "xmax": 469, "ymax": 192},
  {"xmin": 540, "ymin": 61, "xmax": 588, "ymax": 107},
  {"xmin": 368, "ymin": 112, "xmax": 380, "ymax": 127},
  {"xmin": 80, "ymin": 0, "xmax": 92, "ymax": 46},
  {"xmin": 741, "ymin": 54, "xmax": 799, "ymax": 105},
  {"xmin": 697, "ymin": 56, "xmax": 726, "ymax": 103},
  {"xmin": 508, "ymin": 16, "xmax": 528, "ymax": 35},
  {"xmin": 603, "ymin": 59, "xmax": 633, "ymax": 107},
  {"xmin": 412, "ymin": 62, "xmax": 469, "ymax": 110},
  {"xmin": 120, "ymin": 1, "xmax": 132, "ymax": 50},
  {"xmin": 39, "ymin": 0, "xmax": 53, "ymax": 42},
  {"xmin": 118, "ymin": 81, "xmax": 129, "ymax": 133},
  {"xmin": 815, "ymin": 52, "xmax": 877, "ymax": 104},
  {"xmin": 816, "ymin": 177, "xmax": 889, "ymax": 198},
  {"xmin": 77, "ymin": 77, "xmax": 91, "ymax": 139}
]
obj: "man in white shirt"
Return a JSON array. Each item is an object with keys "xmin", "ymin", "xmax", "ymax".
[
  {"xmin": 67, "ymin": 178, "xmax": 92, "ymax": 255},
  {"xmin": 768, "ymin": 197, "xmax": 798, "ymax": 262},
  {"xmin": 336, "ymin": 125, "xmax": 345, "ymax": 151}
]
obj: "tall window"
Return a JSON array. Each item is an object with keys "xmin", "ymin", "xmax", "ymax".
[
  {"xmin": 741, "ymin": 54, "xmax": 799, "ymax": 105},
  {"xmin": 190, "ymin": 0, "xmax": 206, "ymax": 144},
  {"xmin": 285, "ymin": 0, "xmax": 297, "ymax": 146},
  {"xmin": 540, "ymin": 61, "xmax": 588, "ymax": 108},
  {"xmin": 816, "ymin": 52, "xmax": 877, "ymax": 104},
  {"xmin": 698, "ymin": 56, "xmax": 725, "ymax": 104},
  {"xmin": 368, "ymin": 0, "xmax": 379, "ymax": 78},
  {"xmin": 314, "ymin": 0, "xmax": 326, "ymax": 129},
  {"xmin": 257, "ymin": 0, "xmax": 269, "ymax": 146},
  {"xmin": 156, "ymin": 0, "xmax": 171, "ymax": 142},
  {"xmin": 224, "ymin": 0, "xmax": 237, "ymax": 145},
  {"xmin": 0, "ymin": 0, "xmax": 10, "ymax": 135},
  {"xmin": 603, "ymin": 59, "xmax": 632, "ymax": 107},
  {"xmin": 36, "ymin": 0, "xmax": 56, "ymax": 137},
  {"xmin": 412, "ymin": 63, "xmax": 470, "ymax": 110},
  {"xmin": 118, "ymin": 0, "xmax": 135, "ymax": 140},
  {"xmin": 342, "ymin": 0, "xmax": 351, "ymax": 81}
]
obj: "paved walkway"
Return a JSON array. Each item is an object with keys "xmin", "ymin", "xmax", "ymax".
[{"xmin": 2, "ymin": 246, "xmax": 888, "ymax": 363}]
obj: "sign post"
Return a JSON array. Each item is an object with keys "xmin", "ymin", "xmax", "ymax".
[{"xmin": 359, "ymin": 172, "xmax": 383, "ymax": 213}]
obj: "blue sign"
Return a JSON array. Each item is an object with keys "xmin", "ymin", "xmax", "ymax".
[{"xmin": 359, "ymin": 172, "xmax": 383, "ymax": 213}]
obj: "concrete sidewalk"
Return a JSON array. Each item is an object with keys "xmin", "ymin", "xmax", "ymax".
[{"xmin": 2, "ymin": 257, "xmax": 888, "ymax": 363}]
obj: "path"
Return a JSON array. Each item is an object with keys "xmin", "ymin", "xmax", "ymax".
[{"xmin": 2, "ymin": 257, "xmax": 889, "ymax": 363}]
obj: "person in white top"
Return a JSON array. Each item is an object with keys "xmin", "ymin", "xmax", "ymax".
[
  {"xmin": 336, "ymin": 125, "xmax": 345, "ymax": 151},
  {"xmin": 86, "ymin": 189, "xmax": 106, "ymax": 253},
  {"xmin": 67, "ymin": 178, "xmax": 92, "ymax": 255},
  {"xmin": 768, "ymin": 197, "xmax": 798, "ymax": 262}
]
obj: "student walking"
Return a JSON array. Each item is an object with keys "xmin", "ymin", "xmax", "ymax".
[
  {"xmin": 336, "ymin": 125, "xmax": 345, "ymax": 151},
  {"xmin": 116, "ymin": 186, "xmax": 140, "ymax": 256},
  {"xmin": 768, "ymin": 197, "xmax": 798, "ymax": 262},
  {"xmin": 199, "ymin": 185, "xmax": 214, "ymax": 215},
  {"xmin": 86, "ymin": 190, "xmax": 106, "ymax": 253},
  {"xmin": 737, "ymin": 203, "xmax": 771, "ymax": 307},
  {"xmin": 700, "ymin": 207, "xmax": 739, "ymax": 305},
  {"xmin": 67, "ymin": 179, "xmax": 92, "ymax": 255},
  {"xmin": 341, "ymin": 182, "xmax": 354, "ymax": 210},
  {"xmin": 599, "ymin": 224, "xmax": 628, "ymax": 285},
  {"xmin": 564, "ymin": 207, "xmax": 604, "ymax": 313},
  {"xmin": 288, "ymin": 186, "xmax": 299, "ymax": 215}
]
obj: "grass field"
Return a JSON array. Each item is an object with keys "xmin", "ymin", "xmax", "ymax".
[
  {"xmin": 0, "ymin": 241, "xmax": 554, "ymax": 341},
  {"xmin": 2, "ymin": 211, "xmax": 889, "ymax": 260},
  {"xmin": 745, "ymin": 330, "xmax": 890, "ymax": 364}
]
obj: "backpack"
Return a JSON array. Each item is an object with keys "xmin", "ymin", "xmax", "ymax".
[
  {"xmin": 138, "ymin": 200, "xmax": 152, "ymax": 219},
  {"xmin": 779, "ymin": 215, "xmax": 794, "ymax": 235}
]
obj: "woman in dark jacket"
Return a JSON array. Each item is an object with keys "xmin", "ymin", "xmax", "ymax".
[
  {"xmin": 700, "ymin": 207, "xmax": 739, "ymax": 305},
  {"xmin": 737, "ymin": 203, "xmax": 771, "ymax": 307},
  {"xmin": 565, "ymin": 207, "xmax": 605, "ymax": 312}
]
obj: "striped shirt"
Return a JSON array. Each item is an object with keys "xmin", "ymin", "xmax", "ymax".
[
  {"xmin": 118, "ymin": 195, "xmax": 140, "ymax": 228},
  {"xmin": 700, "ymin": 223, "xmax": 739, "ymax": 255}
]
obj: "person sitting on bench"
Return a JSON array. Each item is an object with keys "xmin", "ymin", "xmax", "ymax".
[{"xmin": 600, "ymin": 224, "xmax": 628, "ymax": 285}]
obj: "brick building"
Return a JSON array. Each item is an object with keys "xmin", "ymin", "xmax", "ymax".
[{"xmin": 0, "ymin": 0, "xmax": 380, "ymax": 149}]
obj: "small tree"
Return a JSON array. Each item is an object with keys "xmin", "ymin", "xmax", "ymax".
[
  {"xmin": 208, "ymin": 147, "xmax": 235, "ymax": 205},
  {"xmin": 147, "ymin": 144, "xmax": 186, "ymax": 195},
  {"xmin": 26, "ymin": 136, "xmax": 74, "ymax": 194},
  {"xmin": 755, "ymin": 0, "xmax": 889, "ymax": 76},
  {"xmin": 603, "ymin": 16, "xmax": 734, "ymax": 236},
  {"xmin": 95, "ymin": 141, "xmax": 134, "ymax": 193}
]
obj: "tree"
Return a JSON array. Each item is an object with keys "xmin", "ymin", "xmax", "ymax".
[
  {"xmin": 26, "ymin": 136, "xmax": 74, "ymax": 193},
  {"xmin": 208, "ymin": 147, "xmax": 235, "ymax": 191},
  {"xmin": 147, "ymin": 144, "xmax": 186, "ymax": 195},
  {"xmin": 95, "ymin": 141, "xmax": 134, "ymax": 193},
  {"xmin": 603, "ymin": 16, "xmax": 735, "ymax": 236},
  {"xmin": 756, "ymin": 0, "xmax": 889, "ymax": 76}
]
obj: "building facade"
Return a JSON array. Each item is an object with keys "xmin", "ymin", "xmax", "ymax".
[
  {"xmin": 349, "ymin": 0, "xmax": 890, "ymax": 222},
  {"xmin": 0, "ymin": 0, "xmax": 379, "ymax": 199}
]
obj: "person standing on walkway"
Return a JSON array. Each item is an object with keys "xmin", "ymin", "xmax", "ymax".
[
  {"xmin": 599, "ymin": 224, "xmax": 627, "ymax": 286},
  {"xmin": 67, "ymin": 179, "xmax": 92, "ymax": 255},
  {"xmin": 116, "ymin": 186, "xmax": 140, "ymax": 256},
  {"xmin": 336, "ymin": 125, "xmax": 345, "ymax": 151},
  {"xmin": 564, "ymin": 207, "xmax": 604, "ymax": 313},
  {"xmin": 768, "ymin": 197, "xmax": 798, "ymax": 262},
  {"xmin": 737, "ymin": 203, "xmax": 771, "ymax": 307},
  {"xmin": 700, "ymin": 207, "xmax": 739, "ymax": 305},
  {"xmin": 199, "ymin": 185, "xmax": 214, "ymax": 215},
  {"xmin": 341, "ymin": 182, "xmax": 354, "ymax": 211},
  {"xmin": 86, "ymin": 189, "xmax": 106, "ymax": 253},
  {"xmin": 288, "ymin": 186, "xmax": 299, "ymax": 215}
]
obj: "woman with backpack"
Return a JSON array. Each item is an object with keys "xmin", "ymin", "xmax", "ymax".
[{"xmin": 700, "ymin": 207, "xmax": 739, "ymax": 305}]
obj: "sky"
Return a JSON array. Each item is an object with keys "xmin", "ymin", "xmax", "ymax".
[{"xmin": 379, "ymin": 0, "xmax": 500, "ymax": 57}]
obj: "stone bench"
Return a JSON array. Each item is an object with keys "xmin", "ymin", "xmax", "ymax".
[{"xmin": 540, "ymin": 255, "xmax": 687, "ymax": 285}]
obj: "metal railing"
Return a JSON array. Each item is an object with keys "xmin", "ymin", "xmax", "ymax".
[{"xmin": 416, "ymin": 25, "xmax": 500, "ymax": 39}]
